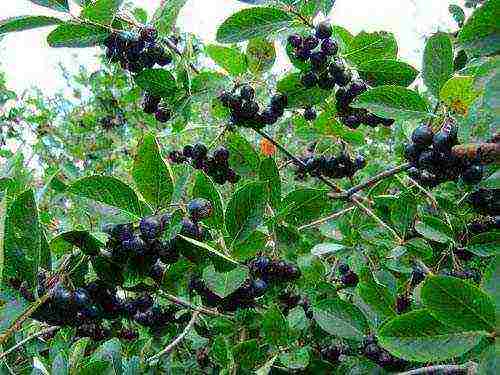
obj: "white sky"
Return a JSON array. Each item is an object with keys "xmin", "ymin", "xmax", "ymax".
[{"xmin": 0, "ymin": 0, "xmax": 463, "ymax": 95}]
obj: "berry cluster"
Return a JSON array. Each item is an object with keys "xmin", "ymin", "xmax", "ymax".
[
  {"xmin": 338, "ymin": 263, "xmax": 359, "ymax": 287},
  {"xmin": 189, "ymin": 276, "xmax": 268, "ymax": 312},
  {"xmin": 169, "ymin": 143, "xmax": 240, "ymax": 185},
  {"xmin": 248, "ymin": 256, "xmax": 301, "ymax": 283},
  {"xmin": 320, "ymin": 345, "xmax": 343, "ymax": 365},
  {"xmin": 278, "ymin": 291, "xmax": 313, "ymax": 319},
  {"xmin": 405, "ymin": 122, "xmax": 484, "ymax": 187},
  {"xmin": 456, "ymin": 216, "xmax": 499, "ymax": 260},
  {"xmin": 335, "ymin": 79, "xmax": 395, "ymax": 129},
  {"xmin": 219, "ymin": 85, "xmax": 288, "ymax": 129},
  {"xmin": 295, "ymin": 152, "xmax": 366, "ymax": 180},
  {"xmin": 103, "ymin": 28, "xmax": 173, "ymax": 123},
  {"xmin": 363, "ymin": 335, "xmax": 407, "ymax": 371},
  {"xmin": 468, "ymin": 188, "xmax": 499, "ymax": 216}
]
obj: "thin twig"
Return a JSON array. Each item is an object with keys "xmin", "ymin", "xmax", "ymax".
[
  {"xmin": 405, "ymin": 176, "xmax": 439, "ymax": 209},
  {"xmin": 397, "ymin": 361, "xmax": 478, "ymax": 375},
  {"xmin": 148, "ymin": 310, "xmax": 200, "ymax": 363},
  {"xmin": 298, "ymin": 206, "xmax": 355, "ymax": 230},
  {"xmin": 163, "ymin": 37, "xmax": 200, "ymax": 74},
  {"xmin": 335, "ymin": 163, "xmax": 412, "ymax": 198},
  {"xmin": 0, "ymin": 326, "xmax": 59, "ymax": 361},
  {"xmin": 160, "ymin": 291, "xmax": 232, "ymax": 320}
]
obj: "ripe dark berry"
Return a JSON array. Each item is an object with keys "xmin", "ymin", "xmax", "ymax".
[
  {"xmin": 288, "ymin": 34, "xmax": 303, "ymax": 48},
  {"xmin": 301, "ymin": 72, "xmax": 318, "ymax": 88},
  {"xmin": 53, "ymin": 285, "xmax": 72, "ymax": 305},
  {"xmin": 183, "ymin": 144, "xmax": 194, "ymax": 158},
  {"xmin": 157, "ymin": 52, "xmax": 173, "ymax": 66},
  {"xmin": 150, "ymin": 261, "xmax": 166, "ymax": 281},
  {"xmin": 321, "ymin": 345, "xmax": 341, "ymax": 364},
  {"xmin": 315, "ymin": 22, "xmax": 333, "ymax": 39},
  {"xmin": 240, "ymin": 85, "xmax": 255, "ymax": 101},
  {"xmin": 143, "ymin": 94, "xmax": 161, "ymax": 114},
  {"xmin": 341, "ymin": 271, "xmax": 359, "ymax": 287},
  {"xmin": 187, "ymin": 198, "xmax": 213, "ymax": 222},
  {"xmin": 122, "ymin": 236, "xmax": 147, "ymax": 256},
  {"xmin": 241, "ymin": 100, "xmax": 259, "ymax": 119},
  {"xmin": 310, "ymin": 51, "xmax": 327, "ymax": 70},
  {"xmin": 348, "ymin": 79, "xmax": 368, "ymax": 97},
  {"xmin": 226, "ymin": 169, "xmax": 240, "ymax": 184},
  {"xmin": 304, "ymin": 106, "xmax": 317, "ymax": 121},
  {"xmin": 318, "ymin": 73, "xmax": 336, "ymax": 90},
  {"xmin": 433, "ymin": 128, "xmax": 458, "ymax": 152},
  {"xmin": 303, "ymin": 35, "xmax": 319, "ymax": 50},
  {"xmin": 180, "ymin": 218, "xmax": 202, "ymax": 239},
  {"xmin": 73, "ymin": 288, "xmax": 90, "ymax": 307},
  {"xmin": 270, "ymin": 94, "xmax": 288, "ymax": 111},
  {"xmin": 462, "ymin": 165, "xmax": 483, "ymax": 184},
  {"xmin": 250, "ymin": 256, "xmax": 271, "ymax": 274},
  {"xmin": 261, "ymin": 108, "xmax": 278, "ymax": 125},
  {"xmin": 354, "ymin": 155, "xmax": 367, "ymax": 170},
  {"xmin": 214, "ymin": 147, "xmax": 230, "ymax": 164},
  {"xmin": 321, "ymin": 38, "xmax": 338, "ymax": 55},
  {"xmin": 109, "ymin": 223, "xmax": 134, "ymax": 242},
  {"xmin": 411, "ymin": 268, "xmax": 425, "ymax": 286},
  {"xmin": 140, "ymin": 27, "xmax": 158, "ymax": 43},
  {"xmin": 454, "ymin": 247, "xmax": 474, "ymax": 261},
  {"xmin": 139, "ymin": 216, "xmax": 161, "ymax": 240},
  {"xmin": 411, "ymin": 124, "xmax": 434, "ymax": 148},
  {"xmin": 343, "ymin": 114, "xmax": 362, "ymax": 129},
  {"xmin": 330, "ymin": 64, "xmax": 352, "ymax": 86},
  {"xmin": 338, "ymin": 263, "xmax": 350, "ymax": 274},
  {"xmin": 295, "ymin": 47, "xmax": 311, "ymax": 61},
  {"xmin": 251, "ymin": 279, "xmax": 268, "ymax": 298},
  {"xmin": 193, "ymin": 143, "xmax": 208, "ymax": 160},
  {"xmin": 404, "ymin": 143, "xmax": 420, "ymax": 164},
  {"xmin": 395, "ymin": 295, "xmax": 411, "ymax": 314},
  {"xmin": 155, "ymin": 108, "xmax": 171, "ymax": 123}
]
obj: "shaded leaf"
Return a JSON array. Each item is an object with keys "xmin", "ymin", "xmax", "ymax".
[
  {"xmin": 134, "ymin": 69, "xmax": 177, "ymax": 98},
  {"xmin": 358, "ymin": 59, "xmax": 418, "ymax": 87},
  {"xmin": 202, "ymin": 264, "xmax": 248, "ymax": 298},
  {"xmin": 47, "ymin": 23, "xmax": 109, "ymax": 48},
  {"xmin": 422, "ymin": 33, "xmax": 454, "ymax": 97},
  {"xmin": 0, "ymin": 16, "xmax": 62, "ymax": 35}
]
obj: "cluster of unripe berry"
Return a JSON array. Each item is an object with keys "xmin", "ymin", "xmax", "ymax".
[
  {"xmin": 103, "ymin": 28, "xmax": 173, "ymax": 123},
  {"xmin": 295, "ymin": 152, "xmax": 366, "ymax": 180},
  {"xmin": 219, "ymin": 85, "xmax": 288, "ymax": 129},
  {"xmin": 169, "ymin": 143, "xmax": 240, "ymax": 185},
  {"xmin": 335, "ymin": 79, "xmax": 395, "ymax": 129},
  {"xmin": 405, "ymin": 122, "xmax": 483, "ymax": 187},
  {"xmin": 338, "ymin": 263, "xmax": 359, "ymax": 287},
  {"xmin": 248, "ymin": 256, "xmax": 302, "ymax": 283},
  {"xmin": 468, "ymin": 188, "xmax": 499, "ymax": 216},
  {"xmin": 189, "ymin": 276, "xmax": 268, "ymax": 312}
]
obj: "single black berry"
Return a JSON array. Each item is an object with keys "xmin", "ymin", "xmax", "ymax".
[
  {"xmin": 139, "ymin": 216, "xmax": 161, "ymax": 240},
  {"xmin": 288, "ymin": 34, "xmax": 303, "ymax": 49},
  {"xmin": 193, "ymin": 143, "xmax": 208, "ymax": 160},
  {"xmin": 187, "ymin": 198, "xmax": 213, "ymax": 222},
  {"xmin": 303, "ymin": 35, "xmax": 319, "ymax": 50},
  {"xmin": 341, "ymin": 271, "xmax": 359, "ymax": 287},
  {"xmin": 411, "ymin": 124, "xmax": 434, "ymax": 148},
  {"xmin": 321, "ymin": 38, "xmax": 338, "ymax": 55},
  {"xmin": 304, "ymin": 106, "xmax": 317, "ymax": 121},
  {"xmin": 338, "ymin": 263, "xmax": 350, "ymax": 274},
  {"xmin": 240, "ymin": 85, "xmax": 255, "ymax": 101},
  {"xmin": 315, "ymin": 22, "xmax": 333, "ymax": 39},
  {"xmin": 155, "ymin": 108, "xmax": 171, "ymax": 123}
]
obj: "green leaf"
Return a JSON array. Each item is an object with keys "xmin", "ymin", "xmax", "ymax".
[
  {"xmin": 246, "ymin": 38, "xmax": 276, "ymax": 74},
  {"xmin": 132, "ymin": 134, "xmax": 173, "ymax": 209},
  {"xmin": 134, "ymin": 69, "xmax": 177, "ymax": 98},
  {"xmin": 153, "ymin": 0, "xmax": 187, "ymax": 34},
  {"xmin": 314, "ymin": 108, "xmax": 364, "ymax": 144},
  {"xmin": 262, "ymin": 304, "xmax": 289, "ymax": 346},
  {"xmin": 192, "ymin": 171, "xmax": 224, "ymax": 230},
  {"xmin": 0, "ymin": 194, "xmax": 7, "ymax": 285},
  {"xmin": 312, "ymin": 299, "xmax": 369, "ymax": 340},
  {"xmin": 277, "ymin": 72, "xmax": 331, "ymax": 108},
  {"xmin": 93, "ymin": 338, "xmax": 122, "ymax": 375},
  {"xmin": 179, "ymin": 235, "xmax": 238, "ymax": 266},
  {"xmin": 344, "ymin": 31, "xmax": 398, "ymax": 67},
  {"xmin": 440, "ymin": 76, "xmax": 480, "ymax": 112},
  {"xmin": 232, "ymin": 339, "xmax": 262, "ymax": 369},
  {"xmin": 226, "ymin": 132, "xmax": 260, "ymax": 176},
  {"xmin": 279, "ymin": 347, "xmax": 310, "ymax": 370},
  {"xmin": 421, "ymin": 275, "xmax": 496, "ymax": 332},
  {"xmin": 3, "ymin": 189, "xmax": 41, "ymax": 289},
  {"xmin": 29, "ymin": 0, "xmax": 69, "ymax": 12},
  {"xmin": 47, "ymin": 23, "xmax": 109, "ymax": 48},
  {"xmin": 206, "ymin": 44, "xmax": 247, "ymax": 76},
  {"xmin": 69, "ymin": 176, "xmax": 143, "ymax": 219},
  {"xmin": 51, "ymin": 353, "xmax": 68, "ymax": 375},
  {"xmin": 422, "ymin": 33, "xmax": 454, "ymax": 98},
  {"xmin": 467, "ymin": 231, "xmax": 500, "ymax": 256},
  {"xmin": 458, "ymin": 0, "xmax": 500, "ymax": 56},
  {"xmin": 0, "ymin": 16, "xmax": 62, "ymax": 35},
  {"xmin": 81, "ymin": 0, "xmax": 123, "ymax": 26},
  {"xmin": 279, "ymin": 188, "xmax": 331, "ymax": 227},
  {"xmin": 378, "ymin": 309, "xmax": 487, "ymax": 362},
  {"xmin": 216, "ymin": 7, "xmax": 293, "ymax": 44},
  {"xmin": 225, "ymin": 182, "xmax": 267, "ymax": 244},
  {"xmin": 414, "ymin": 217, "xmax": 453, "ymax": 244},
  {"xmin": 259, "ymin": 157, "xmax": 281, "ymax": 210},
  {"xmin": 357, "ymin": 268, "xmax": 397, "ymax": 320},
  {"xmin": 311, "ymin": 243, "xmax": 346, "ymax": 257},
  {"xmin": 202, "ymin": 264, "xmax": 248, "ymax": 298},
  {"xmin": 50, "ymin": 231, "xmax": 105, "ymax": 257},
  {"xmin": 357, "ymin": 59, "xmax": 418, "ymax": 87},
  {"xmin": 351, "ymin": 85, "xmax": 430, "ymax": 121},
  {"xmin": 69, "ymin": 338, "xmax": 90, "ymax": 372},
  {"xmin": 0, "ymin": 289, "xmax": 29, "ymax": 333}
]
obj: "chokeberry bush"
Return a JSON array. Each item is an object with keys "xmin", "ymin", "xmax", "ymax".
[{"xmin": 0, "ymin": 0, "xmax": 498, "ymax": 374}]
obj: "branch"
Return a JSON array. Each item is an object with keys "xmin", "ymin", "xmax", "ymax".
[
  {"xmin": 163, "ymin": 37, "xmax": 200, "ymax": 75},
  {"xmin": 333, "ymin": 163, "xmax": 412, "ymax": 198},
  {"xmin": 0, "ymin": 326, "xmax": 59, "ymax": 361},
  {"xmin": 397, "ymin": 362, "xmax": 478, "ymax": 375},
  {"xmin": 159, "ymin": 291, "xmax": 232, "ymax": 320},
  {"xmin": 298, "ymin": 206, "xmax": 355, "ymax": 230},
  {"xmin": 147, "ymin": 310, "xmax": 200, "ymax": 363}
]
